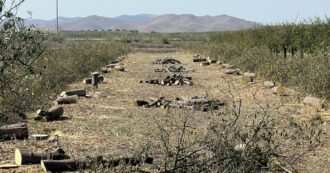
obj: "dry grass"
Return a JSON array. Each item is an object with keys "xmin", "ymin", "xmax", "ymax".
[{"xmin": 0, "ymin": 47, "xmax": 329, "ymax": 172}]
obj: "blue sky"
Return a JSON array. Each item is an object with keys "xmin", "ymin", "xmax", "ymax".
[{"xmin": 17, "ymin": 0, "xmax": 329, "ymax": 23}]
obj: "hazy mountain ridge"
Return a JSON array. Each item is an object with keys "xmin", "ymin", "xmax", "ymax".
[{"xmin": 26, "ymin": 14, "xmax": 255, "ymax": 32}]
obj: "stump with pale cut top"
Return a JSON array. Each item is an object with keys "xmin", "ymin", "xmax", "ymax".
[
  {"xmin": 60, "ymin": 89, "xmax": 86, "ymax": 97},
  {"xmin": 15, "ymin": 148, "xmax": 70, "ymax": 165}
]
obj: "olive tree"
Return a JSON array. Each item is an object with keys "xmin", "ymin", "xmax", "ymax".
[{"xmin": 0, "ymin": 0, "xmax": 45, "ymax": 124}]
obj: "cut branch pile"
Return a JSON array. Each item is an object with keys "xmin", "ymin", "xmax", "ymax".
[
  {"xmin": 153, "ymin": 58, "xmax": 181, "ymax": 64},
  {"xmin": 133, "ymin": 96, "xmax": 225, "ymax": 112},
  {"xmin": 155, "ymin": 65, "xmax": 193, "ymax": 73},
  {"xmin": 0, "ymin": 123, "xmax": 28, "ymax": 141},
  {"xmin": 140, "ymin": 74, "xmax": 193, "ymax": 86}
]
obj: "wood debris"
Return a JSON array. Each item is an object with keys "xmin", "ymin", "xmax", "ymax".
[
  {"xmin": 153, "ymin": 58, "xmax": 181, "ymax": 64},
  {"xmin": 133, "ymin": 96, "xmax": 225, "ymax": 112},
  {"xmin": 140, "ymin": 74, "xmax": 193, "ymax": 86},
  {"xmin": 155, "ymin": 65, "xmax": 193, "ymax": 73}
]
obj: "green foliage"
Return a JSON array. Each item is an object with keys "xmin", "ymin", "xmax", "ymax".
[{"xmin": 185, "ymin": 18, "xmax": 330, "ymax": 100}]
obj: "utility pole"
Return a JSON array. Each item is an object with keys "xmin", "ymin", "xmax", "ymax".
[{"xmin": 56, "ymin": 0, "xmax": 59, "ymax": 34}]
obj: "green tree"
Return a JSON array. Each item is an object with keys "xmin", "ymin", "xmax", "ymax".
[{"xmin": 0, "ymin": 0, "xmax": 45, "ymax": 123}]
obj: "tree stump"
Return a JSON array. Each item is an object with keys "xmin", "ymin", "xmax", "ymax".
[
  {"xmin": 41, "ymin": 156, "xmax": 153, "ymax": 172},
  {"xmin": 271, "ymin": 86, "xmax": 285, "ymax": 95},
  {"xmin": 98, "ymin": 75, "xmax": 104, "ymax": 82},
  {"xmin": 35, "ymin": 106, "xmax": 64, "ymax": 121},
  {"xmin": 92, "ymin": 72, "xmax": 100, "ymax": 87},
  {"xmin": 15, "ymin": 148, "xmax": 70, "ymax": 165},
  {"xmin": 303, "ymin": 96, "xmax": 327, "ymax": 111},
  {"xmin": 56, "ymin": 96, "xmax": 78, "ymax": 105},
  {"xmin": 200, "ymin": 62, "xmax": 211, "ymax": 66},
  {"xmin": 225, "ymin": 69, "xmax": 239, "ymax": 75},
  {"xmin": 133, "ymin": 100, "xmax": 149, "ymax": 107},
  {"xmin": 0, "ymin": 123, "xmax": 28, "ymax": 140},
  {"xmin": 60, "ymin": 90, "xmax": 86, "ymax": 97},
  {"xmin": 83, "ymin": 78, "xmax": 92, "ymax": 84},
  {"xmin": 264, "ymin": 81, "xmax": 275, "ymax": 88}
]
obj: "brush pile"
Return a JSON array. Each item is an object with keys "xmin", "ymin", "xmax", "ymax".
[
  {"xmin": 133, "ymin": 96, "xmax": 225, "ymax": 112},
  {"xmin": 155, "ymin": 65, "xmax": 193, "ymax": 73},
  {"xmin": 153, "ymin": 58, "xmax": 181, "ymax": 64},
  {"xmin": 140, "ymin": 74, "xmax": 193, "ymax": 86}
]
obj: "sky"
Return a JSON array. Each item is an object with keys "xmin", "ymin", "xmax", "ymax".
[{"xmin": 16, "ymin": 0, "xmax": 330, "ymax": 24}]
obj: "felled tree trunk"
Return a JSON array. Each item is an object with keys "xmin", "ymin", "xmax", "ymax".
[
  {"xmin": 0, "ymin": 123, "xmax": 28, "ymax": 140},
  {"xmin": 56, "ymin": 96, "xmax": 78, "ymax": 105},
  {"xmin": 60, "ymin": 90, "xmax": 86, "ymax": 97},
  {"xmin": 41, "ymin": 156, "xmax": 153, "ymax": 172},
  {"xmin": 15, "ymin": 148, "xmax": 70, "ymax": 165}
]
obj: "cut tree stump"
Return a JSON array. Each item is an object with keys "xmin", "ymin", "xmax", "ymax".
[
  {"xmin": 271, "ymin": 86, "xmax": 285, "ymax": 95},
  {"xmin": 200, "ymin": 62, "xmax": 211, "ymax": 66},
  {"xmin": 264, "ymin": 81, "xmax": 275, "ymax": 88},
  {"xmin": 193, "ymin": 58, "xmax": 206, "ymax": 62},
  {"xmin": 133, "ymin": 100, "xmax": 149, "ymax": 107},
  {"xmin": 225, "ymin": 69, "xmax": 239, "ymax": 75},
  {"xmin": 92, "ymin": 72, "xmax": 100, "ymax": 87},
  {"xmin": 98, "ymin": 75, "xmax": 104, "ymax": 82},
  {"xmin": 31, "ymin": 134, "xmax": 49, "ymax": 140},
  {"xmin": 60, "ymin": 90, "xmax": 86, "ymax": 97},
  {"xmin": 41, "ymin": 156, "xmax": 153, "ymax": 172},
  {"xmin": 35, "ymin": 106, "xmax": 64, "ymax": 121},
  {"xmin": 243, "ymin": 72, "xmax": 256, "ymax": 78},
  {"xmin": 15, "ymin": 148, "xmax": 70, "ymax": 165},
  {"xmin": 0, "ymin": 123, "xmax": 28, "ymax": 140},
  {"xmin": 56, "ymin": 96, "xmax": 78, "ymax": 105},
  {"xmin": 303, "ymin": 96, "xmax": 327, "ymax": 111},
  {"xmin": 83, "ymin": 78, "xmax": 92, "ymax": 84},
  {"xmin": 222, "ymin": 64, "xmax": 235, "ymax": 69}
]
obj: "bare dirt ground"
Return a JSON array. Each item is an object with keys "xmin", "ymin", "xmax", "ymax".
[{"xmin": 0, "ymin": 47, "xmax": 329, "ymax": 172}]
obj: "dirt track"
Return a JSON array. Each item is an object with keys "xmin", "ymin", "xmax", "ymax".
[{"xmin": 1, "ymin": 48, "xmax": 329, "ymax": 172}]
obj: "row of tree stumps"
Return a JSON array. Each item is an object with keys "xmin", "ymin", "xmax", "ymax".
[
  {"xmin": 0, "ymin": 57, "xmax": 155, "ymax": 172},
  {"xmin": 193, "ymin": 54, "xmax": 328, "ymax": 112}
]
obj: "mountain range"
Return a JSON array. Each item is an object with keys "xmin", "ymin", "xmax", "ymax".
[{"xmin": 25, "ymin": 14, "xmax": 256, "ymax": 32}]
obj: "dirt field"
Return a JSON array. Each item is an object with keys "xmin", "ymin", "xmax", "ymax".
[{"xmin": 0, "ymin": 47, "xmax": 329, "ymax": 172}]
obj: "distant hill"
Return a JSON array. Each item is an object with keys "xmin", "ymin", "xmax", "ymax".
[
  {"xmin": 25, "ymin": 14, "xmax": 255, "ymax": 32},
  {"xmin": 114, "ymin": 14, "xmax": 156, "ymax": 21}
]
